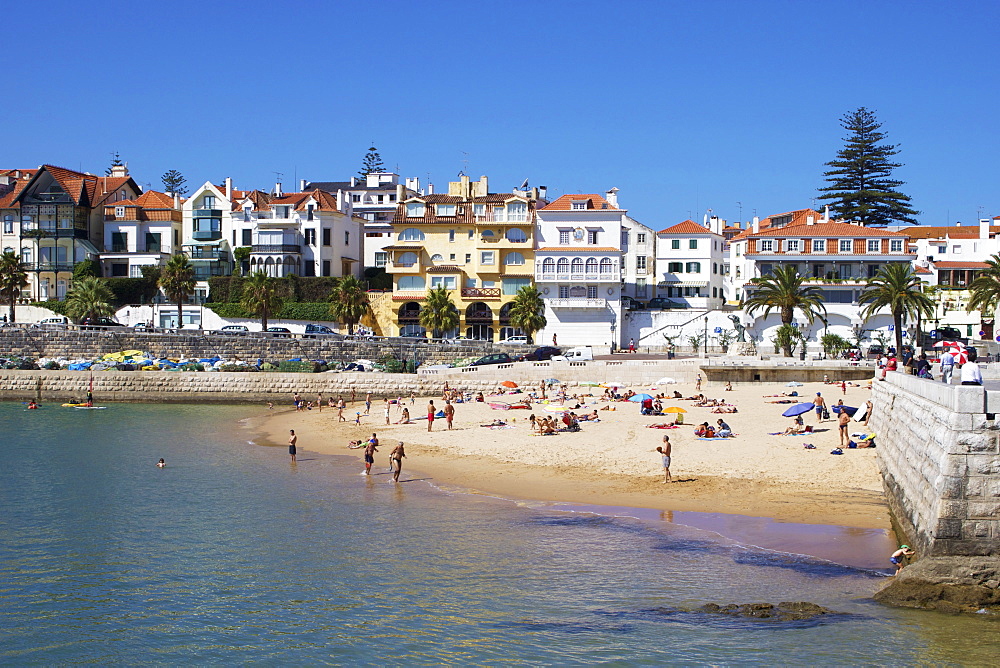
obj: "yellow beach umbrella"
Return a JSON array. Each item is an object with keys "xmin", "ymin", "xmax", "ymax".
[{"xmin": 663, "ymin": 406, "xmax": 687, "ymax": 414}]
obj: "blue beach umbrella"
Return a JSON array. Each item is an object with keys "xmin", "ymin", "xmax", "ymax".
[
  {"xmin": 832, "ymin": 405, "xmax": 858, "ymax": 416},
  {"xmin": 628, "ymin": 393, "xmax": 654, "ymax": 402},
  {"xmin": 781, "ymin": 402, "xmax": 816, "ymax": 417}
]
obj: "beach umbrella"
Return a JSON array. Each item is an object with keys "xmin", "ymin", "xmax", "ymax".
[
  {"xmin": 579, "ymin": 381, "xmax": 601, "ymax": 386},
  {"xmin": 656, "ymin": 377, "xmax": 678, "ymax": 385},
  {"xmin": 500, "ymin": 380, "xmax": 518, "ymax": 388},
  {"xmin": 832, "ymin": 405, "xmax": 858, "ymax": 416},
  {"xmin": 782, "ymin": 402, "xmax": 816, "ymax": 417},
  {"xmin": 951, "ymin": 350, "xmax": 969, "ymax": 364},
  {"xmin": 543, "ymin": 378, "xmax": 561, "ymax": 384},
  {"xmin": 663, "ymin": 406, "xmax": 687, "ymax": 414},
  {"xmin": 603, "ymin": 382, "xmax": 626, "ymax": 388},
  {"xmin": 933, "ymin": 340, "xmax": 962, "ymax": 350},
  {"xmin": 628, "ymin": 393, "xmax": 654, "ymax": 402},
  {"xmin": 786, "ymin": 381, "xmax": 803, "ymax": 387}
]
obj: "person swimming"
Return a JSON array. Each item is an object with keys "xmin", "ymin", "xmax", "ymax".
[{"xmin": 156, "ymin": 458, "xmax": 166, "ymax": 468}]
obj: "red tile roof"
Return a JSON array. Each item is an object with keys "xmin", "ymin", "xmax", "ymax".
[
  {"xmin": 541, "ymin": 194, "xmax": 619, "ymax": 211},
  {"xmin": 914, "ymin": 266, "xmax": 933, "ymax": 274},
  {"xmin": 744, "ymin": 222, "xmax": 907, "ymax": 238},
  {"xmin": 933, "ymin": 261, "xmax": 990, "ymax": 269},
  {"xmin": 904, "ymin": 225, "xmax": 1000, "ymax": 240},
  {"xmin": 657, "ymin": 220, "xmax": 720, "ymax": 235},
  {"xmin": 730, "ymin": 208, "xmax": 828, "ymax": 240}
]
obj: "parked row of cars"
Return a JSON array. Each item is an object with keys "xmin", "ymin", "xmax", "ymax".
[{"xmin": 622, "ymin": 296, "xmax": 689, "ymax": 311}]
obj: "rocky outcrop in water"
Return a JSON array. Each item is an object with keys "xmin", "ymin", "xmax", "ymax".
[
  {"xmin": 698, "ymin": 601, "xmax": 835, "ymax": 621},
  {"xmin": 874, "ymin": 557, "xmax": 1000, "ymax": 615}
]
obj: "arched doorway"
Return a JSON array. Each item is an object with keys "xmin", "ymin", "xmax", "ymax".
[
  {"xmin": 465, "ymin": 301, "xmax": 494, "ymax": 341},
  {"xmin": 498, "ymin": 302, "xmax": 525, "ymax": 341},
  {"xmin": 398, "ymin": 301, "xmax": 424, "ymax": 337}
]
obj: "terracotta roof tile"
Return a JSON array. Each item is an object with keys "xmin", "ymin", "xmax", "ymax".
[
  {"xmin": 904, "ymin": 225, "xmax": 1000, "ymax": 240},
  {"xmin": 915, "ymin": 266, "xmax": 933, "ymax": 274},
  {"xmin": 541, "ymin": 194, "xmax": 620, "ymax": 211},
  {"xmin": 744, "ymin": 222, "xmax": 907, "ymax": 238},
  {"xmin": 536, "ymin": 246, "xmax": 619, "ymax": 252},
  {"xmin": 657, "ymin": 220, "xmax": 720, "ymax": 235},
  {"xmin": 933, "ymin": 261, "xmax": 990, "ymax": 269},
  {"xmin": 426, "ymin": 265, "xmax": 463, "ymax": 273}
]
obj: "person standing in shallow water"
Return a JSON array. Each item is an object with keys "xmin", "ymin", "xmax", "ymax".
[
  {"xmin": 389, "ymin": 441, "xmax": 406, "ymax": 482},
  {"xmin": 288, "ymin": 430, "xmax": 297, "ymax": 463}
]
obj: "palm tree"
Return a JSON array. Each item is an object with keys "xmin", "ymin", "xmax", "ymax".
[
  {"xmin": 967, "ymin": 255, "xmax": 1000, "ymax": 320},
  {"xmin": 859, "ymin": 263, "xmax": 934, "ymax": 358},
  {"xmin": 743, "ymin": 265, "xmax": 827, "ymax": 356},
  {"xmin": 159, "ymin": 254, "xmax": 196, "ymax": 328},
  {"xmin": 0, "ymin": 251, "xmax": 28, "ymax": 323},
  {"xmin": 64, "ymin": 277, "xmax": 115, "ymax": 323},
  {"xmin": 241, "ymin": 270, "xmax": 285, "ymax": 331},
  {"xmin": 507, "ymin": 285, "xmax": 546, "ymax": 343},
  {"xmin": 418, "ymin": 285, "xmax": 459, "ymax": 339},
  {"xmin": 329, "ymin": 275, "xmax": 370, "ymax": 335}
]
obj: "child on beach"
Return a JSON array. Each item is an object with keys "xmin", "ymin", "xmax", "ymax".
[{"xmin": 890, "ymin": 545, "xmax": 915, "ymax": 574}]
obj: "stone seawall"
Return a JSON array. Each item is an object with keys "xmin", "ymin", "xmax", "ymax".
[
  {"xmin": 0, "ymin": 328, "xmax": 515, "ymax": 367},
  {"xmin": 870, "ymin": 373, "xmax": 1000, "ymax": 556}
]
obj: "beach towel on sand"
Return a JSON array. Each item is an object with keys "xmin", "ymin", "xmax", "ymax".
[{"xmin": 697, "ymin": 436, "xmax": 736, "ymax": 441}]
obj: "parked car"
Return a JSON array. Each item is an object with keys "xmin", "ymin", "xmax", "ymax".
[
  {"xmin": 645, "ymin": 297, "xmax": 673, "ymax": 310},
  {"xmin": 80, "ymin": 317, "xmax": 124, "ymax": 329},
  {"xmin": 400, "ymin": 332, "xmax": 429, "ymax": 343},
  {"xmin": 505, "ymin": 335, "xmax": 530, "ymax": 344},
  {"xmin": 518, "ymin": 346, "xmax": 561, "ymax": 362},
  {"xmin": 34, "ymin": 317, "xmax": 69, "ymax": 327},
  {"xmin": 131, "ymin": 322, "xmax": 154, "ymax": 331},
  {"xmin": 303, "ymin": 324, "xmax": 343, "ymax": 339},
  {"xmin": 553, "ymin": 346, "xmax": 594, "ymax": 361},
  {"xmin": 622, "ymin": 296, "xmax": 645, "ymax": 311},
  {"xmin": 469, "ymin": 352, "xmax": 514, "ymax": 366},
  {"xmin": 216, "ymin": 325, "xmax": 249, "ymax": 336},
  {"xmin": 266, "ymin": 327, "xmax": 292, "ymax": 338}
]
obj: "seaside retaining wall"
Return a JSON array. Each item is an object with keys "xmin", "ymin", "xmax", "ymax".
[{"xmin": 870, "ymin": 372, "xmax": 1000, "ymax": 556}]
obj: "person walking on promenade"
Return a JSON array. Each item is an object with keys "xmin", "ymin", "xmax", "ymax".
[
  {"xmin": 838, "ymin": 407, "xmax": 851, "ymax": 447},
  {"xmin": 389, "ymin": 441, "xmax": 406, "ymax": 482},
  {"xmin": 363, "ymin": 435, "xmax": 379, "ymax": 475},
  {"xmin": 288, "ymin": 430, "xmax": 297, "ymax": 463},
  {"xmin": 628, "ymin": 338, "xmax": 636, "ymax": 353},
  {"xmin": 940, "ymin": 350, "xmax": 955, "ymax": 384},
  {"xmin": 444, "ymin": 400, "xmax": 455, "ymax": 430},
  {"xmin": 552, "ymin": 333, "xmax": 558, "ymax": 347},
  {"xmin": 427, "ymin": 400, "xmax": 436, "ymax": 432},
  {"xmin": 813, "ymin": 392, "xmax": 827, "ymax": 423},
  {"xmin": 656, "ymin": 435, "xmax": 672, "ymax": 483}
]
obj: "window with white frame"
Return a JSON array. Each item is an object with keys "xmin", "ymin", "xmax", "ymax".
[
  {"xmin": 375, "ymin": 252, "xmax": 388, "ymax": 267},
  {"xmin": 405, "ymin": 202, "xmax": 426, "ymax": 217},
  {"xmin": 571, "ymin": 257, "xmax": 584, "ymax": 273},
  {"xmin": 305, "ymin": 229, "xmax": 316, "ymax": 245},
  {"xmin": 352, "ymin": 194, "xmax": 361, "ymax": 202},
  {"xmin": 474, "ymin": 204, "xmax": 485, "ymax": 217},
  {"xmin": 759, "ymin": 239, "xmax": 774, "ymax": 252},
  {"xmin": 556, "ymin": 258, "xmax": 569, "ymax": 273},
  {"xmin": 890, "ymin": 239, "xmax": 903, "ymax": 253},
  {"xmin": 636, "ymin": 255, "xmax": 646, "ymax": 270},
  {"xmin": 559, "ymin": 229, "xmax": 570, "ymax": 244},
  {"xmin": 689, "ymin": 239, "xmax": 697, "ymax": 249},
  {"xmin": 636, "ymin": 277, "xmax": 647, "ymax": 297},
  {"xmin": 399, "ymin": 228, "xmax": 425, "ymax": 241},
  {"xmin": 839, "ymin": 239, "xmax": 852, "ymax": 253},
  {"xmin": 115, "ymin": 206, "xmax": 126, "ymax": 218},
  {"xmin": 952, "ymin": 245, "xmax": 962, "ymax": 254},
  {"xmin": 430, "ymin": 275, "xmax": 458, "ymax": 290},
  {"xmin": 436, "ymin": 204, "xmax": 456, "ymax": 216},
  {"xmin": 585, "ymin": 257, "xmax": 598, "ymax": 274},
  {"xmin": 505, "ymin": 228, "xmax": 527, "ymax": 243},
  {"xmin": 587, "ymin": 286, "xmax": 598, "ymax": 299},
  {"xmin": 398, "ymin": 275, "xmax": 425, "ymax": 290},
  {"xmin": 637, "ymin": 232, "xmax": 646, "ymax": 244},
  {"xmin": 812, "ymin": 239, "xmax": 826, "ymax": 253},
  {"xmin": 785, "ymin": 239, "xmax": 801, "ymax": 252},
  {"xmin": 2, "ymin": 215, "xmax": 13, "ymax": 233},
  {"xmin": 397, "ymin": 252, "xmax": 418, "ymax": 266},
  {"xmin": 507, "ymin": 201, "xmax": 527, "ymax": 221},
  {"xmin": 686, "ymin": 262, "xmax": 701, "ymax": 273},
  {"xmin": 587, "ymin": 230, "xmax": 599, "ymax": 244},
  {"xmin": 559, "ymin": 285, "xmax": 569, "ymax": 298},
  {"xmin": 481, "ymin": 251, "xmax": 495, "ymax": 265},
  {"xmin": 505, "ymin": 252, "xmax": 525, "ymax": 265},
  {"xmin": 431, "ymin": 254, "xmax": 443, "ymax": 262},
  {"xmin": 542, "ymin": 258, "xmax": 555, "ymax": 273},
  {"xmin": 600, "ymin": 258, "xmax": 614, "ymax": 274},
  {"xmin": 867, "ymin": 239, "xmax": 881, "ymax": 253},
  {"xmin": 571, "ymin": 200, "xmax": 587, "ymax": 210}
]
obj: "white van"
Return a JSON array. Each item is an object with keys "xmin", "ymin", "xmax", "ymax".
[{"xmin": 553, "ymin": 346, "xmax": 593, "ymax": 361}]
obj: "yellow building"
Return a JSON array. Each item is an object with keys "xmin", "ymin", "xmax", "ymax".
[{"xmin": 384, "ymin": 175, "xmax": 541, "ymax": 340}]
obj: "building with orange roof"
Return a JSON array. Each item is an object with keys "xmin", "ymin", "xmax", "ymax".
[
  {"xmin": 101, "ymin": 190, "xmax": 183, "ymax": 279},
  {"xmin": 533, "ymin": 189, "xmax": 626, "ymax": 346},
  {"xmin": 385, "ymin": 175, "xmax": 542, "ymax": 340},
  {"xmin": 3, "ymin": 164, "xmax": 141, "ymax": 302},
  {"xmin": 654, "ymin": 217, "xmax": 726, "ymax": 310}
]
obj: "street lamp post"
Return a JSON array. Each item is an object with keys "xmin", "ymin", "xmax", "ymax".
[{"xmin": 703, "ymin": 316, "xmax": 708, "ymax": 358}]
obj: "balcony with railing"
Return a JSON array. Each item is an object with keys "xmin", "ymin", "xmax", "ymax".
[
  {"xmin": 388, "ymin": 261, "xmax": 421, "ymax": 273},
  {"xmin": 536, "ymin": 270, "xmax": 620, "ymax": 282},
  {"xmin": 183, "ymin": 247, "xmax": 229, "ymax": 261},
  {"xmin": 247, "ymin": 212, "xmax": 303, "ymax": 227},
  {"xmin": 192, "ymin": 229, "xmax": 222, "ymax": 241},
  {"xmin": 251, "ymin": 244, "xmax": 301, "ymax": 254},
  {"xmin": 21, "ymin": 222, "xmax": 87, "ymax": 239},
  {"xmin": 30, "ymin": 262, "xmax": 75, "ymax": 273},
  {"xmin": 549, "ymin": 298, "xmax": 608, "ymax": 308},
  {"xmin": 461, "ymin": 287, "xmax": 502, "ymax": 299},
  {"xmin": 474, "ymin": 212, "xmax": 531, "ymax": 223}
]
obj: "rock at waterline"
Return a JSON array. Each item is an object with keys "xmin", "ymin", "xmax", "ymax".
[
  {"xmin": 874, "ymin": 556, "xmax": 1000, "ymax": 615},
  {"xmin": 699, "ymin": 601, "xmax": 834, "ymax": 621}
]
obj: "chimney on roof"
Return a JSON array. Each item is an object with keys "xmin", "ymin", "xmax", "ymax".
[
  {"xmin": 752, "ymin": 216, "xmax": 760, "ymax": 234},
  {"xmin": 405, "ymin": 177, "xmax": 420, "ymax": 192},
  {"xmin": 224, "ymin": 177, "xmax": 233, "ymax": 199},
  {"xmin": 274, "ymin": 181, "xmax": 282, "ymax": 197},
  {"xmin": 539, "ymin": 185, "xmax": 547, "ymax": 199},
  {"xmin": 823, "ymin": 205, "xmax": 830, "ymax": 222},
  {"xmin": 427, "ymin": 183, "xmax": 434, "ymax": 195},
  {"xmin": 605, "ymin": 187, "xmax": 619, "ymax": 208},
  {"xmin": 110, "ymin": 164, "xmax": 128, "ymax": 178},
  {"xmin": 173, "ymin": 193, "xmax": 180, "ymax": 210},
  {"xmin": 807, "ymin": 215, "xmax": 815, "ymax": 226},
  {"xmin": 396, "ymin": 184, "xmax": 405, "ymax": 202},
  {"xmin": 300, "ymin": 179, "xmax": 307, "ymax": 191},
  {"xmin": 980, "ymin": 218, "xmax": 990, "ymax": 240}
]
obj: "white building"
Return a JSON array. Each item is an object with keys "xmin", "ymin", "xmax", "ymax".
[
  {"xmin": 181, "ymin": 180, "xmax": 236, "ymax": 290},
  {"xmin": 534, "ymin": 192, "xmax": 623, "ymax": 346},
  {"xmin": 100, "ymin": 190, "xmax": 182, "ymax": 278},
  {"xmin": 303, "ymin": 172, "xmax": 421, "ymax": 270},
  {"xmin": 620, "ymin": 206, "xmax": 657, "ymax": 303},
  {"xmin": 654, "ymin": 219, "xmax": 726, "ymax": 309}
]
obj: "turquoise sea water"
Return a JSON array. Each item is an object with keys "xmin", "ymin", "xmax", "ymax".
[{"xmin": 0, "ymin": 402, "xmax": 997, "ymax": 665}]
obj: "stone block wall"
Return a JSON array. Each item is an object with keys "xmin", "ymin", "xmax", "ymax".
[{"xmin": 871, "ymin": 372, "xmax": 1000, "ymax": 556}]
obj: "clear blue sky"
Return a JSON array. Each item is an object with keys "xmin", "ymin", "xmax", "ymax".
[{"xmin": 7, "ymin": 0, "xmax": 998, "ymax": 229}]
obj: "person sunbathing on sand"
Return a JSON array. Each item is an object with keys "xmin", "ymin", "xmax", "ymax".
[
  {"xmin": 765, "ymin": 399, "xmax": 795, "ymax": 404},
  {"xmin": 711, "ymin": 406, "xmax": 738, "ymax": 413}
]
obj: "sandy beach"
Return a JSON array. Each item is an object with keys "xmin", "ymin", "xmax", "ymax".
[{"xmin": 250, "ymin": 378, "xmax": 889, "ymax": 529}]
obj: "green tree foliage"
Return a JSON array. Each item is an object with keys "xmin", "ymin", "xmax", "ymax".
[
  {"xmin": 159, "ymin": 254, "xmax": 196, "ymax": 325},
  {"xmin": 817, "ymin": 107, "xmax": 918, "ymax": 226},
  {"xmin": 688, "ymin": 332, "xmax": 705, "ymax": 355},
  {"xmin": 104, "ymin": 277, "xmax": 160, "ymax": 306},
  {"xmin": 743, "ymin": 265, "xmax": 826, "ymax": 356},
  {"xmin": 821, "ymin": 333, "xmax": 850, "ymax": 358},
  {"xmin": 358, "ymin": 145, "xmax": 384, "ymax": 179},
  {"xmin": 506, "ymin": 286, "xmax": 547, "ymax": 343},
  {"xmin": 240, "ymin": 271, "xmax": 285, "ymax": 330},
  {"xmin": 329, "ymin": 276, "xmax": 370, "ymax": 335},
  {"xmin": 418, "ymin": 286, "xmax": 459, "ymax": 338},
  {"xmin": 363, "ymin": 266, "xmax": 392, "ymax": 290},
  {"xmin": 64, "ymin": 277, "xmax": 115, "ymax": 322},
  {"xmin": 205, "ymin": 302, "xmax": 333, "ymax": 321},
  {"xmin": 0, "ymin": 251, "xmax": 28, "ymax": 323},
  {"xmin": 232, "ymin": 247, "xmax": 250, "ymax": 276},
  {"xmin": 859, "ymin": 263, "xmax": 934, "ymax": 357},
  {"xmin": 206, "ymin": 275, "xmax": 338, "ymax": 303},
  {"xmin": 160, "ymin": 169, "xmax": 188, "ymax": 196},
  {"xmin": 771, "ymin": 324, "xmax": 803, "ymax": 356},
  {"xmin": 966, "ymin": 255, "xmax": 1000, "ymax": 318},
  {"xmin": 72, "ymin": 258, "xmax": 102, "ymax": 280},
  {"xmin": 105, "ymin": 151, "xmax": 124, "ymax": 176}
]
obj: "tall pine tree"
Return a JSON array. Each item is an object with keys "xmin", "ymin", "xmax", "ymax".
[
  {"xmin": 105, "ymin": 151, "xmax": 124, "ymax": 176},
  {"xmin": 817, "ymin": 107, "xmax": 918, "ymax": 226},
  {"xmin": 358, "ymin": 145, "xmax": 384, "ymax": 179},
  {"xmin": 161, "ymin": 169, "xmax": 188, "ymax": 196}
]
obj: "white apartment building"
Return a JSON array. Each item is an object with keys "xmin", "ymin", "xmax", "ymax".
[
  {"xmin": 534, "ymin": 192, "xmax": 623, "ymax": 346},
  {"xmin": 654, "ymin": 219, "xmax": 726, "ymax": 308},
  {"xmin": 304, "ymin": 172, "xmax": 420, "ymax": 269},
  {"xmin": 620, "ymin": 206, "xmax": 657, "ymax": 303},
  {"xmin": 100, "ymin": 190, "xmax": 183, "ymax": 278},
  {"xmin": 181, "ymin": 181, "xmax": 236, "ymax": 288}
]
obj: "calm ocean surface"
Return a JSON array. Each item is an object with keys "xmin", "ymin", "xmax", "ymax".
[{"xmin": 0, "ymin": 402, "xmax": 996, "ymax": 665}]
